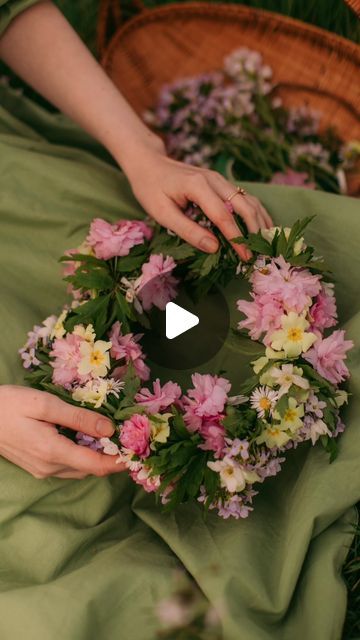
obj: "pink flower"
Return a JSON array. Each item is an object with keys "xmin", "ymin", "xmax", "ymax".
[
  {"xmin": 135, "ymin": 378, "xmax": 181, "ymax": 413},
  {"xmin": 120, "ymin": 414, "xmax": 151, "ymax": 458},
  {"xmin": 250, "ymin": 256, "xmax": 321, "ymax": 315},
  {"xmin": 237, "ymin": 293, "xmax": 283, "ymax": 342},
  {"xmin": 270, "ymin": 169, "xmax": 316, "ymax": 189},
  {"xmin": 130, "ymin": 466, "xmax": 161, "ymax": 493},
  {"xmin": 198, "ymin": 417, "xmax": 226, "ymax": 458},
  {"xmin": 109, "ymin": 321, "xmax": 150, "ymax": 381},
  {"xmin": 87, "ymin": 218, "xmax": 152, "ymax": 260},
  {"xmin": 309, "ymin": 284, "xmax": 337, "ymax": 332},
  {"xmin": 184, "ymin": 373, "xmax": 231, "ymax": 430},
  {"xmin": 137, "ymin": 254, "xmax": 178, "ymax": 310},
  {"xmin": 50, "ymin": 333, "xmax": 85, "ymax": 387},
  {"xmin": 304, "ymin": 329, "xmax": 353, "ymax": 384}
]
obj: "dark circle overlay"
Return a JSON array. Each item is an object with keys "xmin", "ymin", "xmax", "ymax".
[{"xmin": 138, "ymin": 276, "xmax": 230, "ymax": 370}]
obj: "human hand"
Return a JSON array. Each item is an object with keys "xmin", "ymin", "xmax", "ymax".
[
  {"xmin": 0, "ymin": 385, "xmax": 124, "ymax": 479},
  {"xmin": 123, "ymin": 147, "xmax": 273, "ymax": 261}
]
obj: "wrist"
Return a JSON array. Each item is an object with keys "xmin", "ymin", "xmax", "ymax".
[{"xmin": 111, "ymin": 130, "xmax": 166, "ymax": 178}]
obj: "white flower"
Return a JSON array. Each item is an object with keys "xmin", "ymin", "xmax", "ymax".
[
  {"xmin": 99, "ymin": 437, "xmax": 120, "ymax": 456},
  {"xmin": 77, "ymin": 340, "xmax": 111, "ymax": 378},
  {"xmin": 269, "ymin": 312, "xmax": 317, "ymax": 358},
  {"xmin": 307, "ymin": 418, "xmax": 331, "ymax": 445},
  {"xmin": 250, "ymin": 386, "xmax": 278, "ymax": 418},
  {"xmin": 106, "ymin": 378, "xmax": 125, "ymax": 399},
  {"xmin": 207, "ymin": 457, "xmax": 259, "ymax": 493},
  {"xmin": 270, "ymin": 363, "xmax": 310, "ymax": 397}
]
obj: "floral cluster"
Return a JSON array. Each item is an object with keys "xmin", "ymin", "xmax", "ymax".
[
  {"xmin": 20, "ymin": 215, "xmax": 353, "ymax": 520},
  {"xmin": 145, "ymin": 47, "xmax": 359, "ymax": 194}
]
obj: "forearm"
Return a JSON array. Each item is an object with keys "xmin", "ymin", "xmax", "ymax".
[{"xmin": 0, "ymin": 1, "xmax": 164, "ymax": 172}]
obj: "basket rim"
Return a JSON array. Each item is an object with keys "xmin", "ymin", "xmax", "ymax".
[{"xmin": 102, "ymin": 1, "xmax": 360, "ymax": 70}]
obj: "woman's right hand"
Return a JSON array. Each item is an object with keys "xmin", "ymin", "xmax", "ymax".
[{"xmin": 0, "ymin": 385, "xmax": 125, "ymax": 479}]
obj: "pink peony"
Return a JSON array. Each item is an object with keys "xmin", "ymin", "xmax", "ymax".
[
  {"xmin": 87, "ymin": 218, "xmax": 152, "ymax": 260},
  {"xmin": 109, "ymin": 321, "xmax": 150, "ymax": 381},
  {"xmin": 50, "ymin": 333, "xmax": 85, "ymax": 387},
  {"xmin": 309, "ymin": 284, "xmax": 337, "ymax": 333},
  {"xmin": 304, "ymin": 329, "xmax": 353, "ymax": 384},
  {"xmin": 184, "ymin": 373, "xmax": 231, "ymax": 430},
  {"xmin": 250, "ymin": 256, "xmax": 321, "ymax": 315},
  {"xmin": 120, "ymin": 414, "xmax": 151, "ymax": 458},
  {"xmin": 137, "ymin": 254, "xmax": 178, "ymax": 310},
  {"xmin": 270, "ymin": 169, "xmax": 316, "ymax": 189},
  {"xmin": 135, "ymin": 378, "xmax": 182, "ymax": 413},
  {"xmin": 198, "ymin": 417, "xmax": 226, "ymax": 458}
]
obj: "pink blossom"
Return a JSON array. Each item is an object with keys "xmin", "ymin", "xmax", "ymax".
[
  {"xmin": 120, "ymin": 414, "xmax": 151, "ymax": 458},
  {"xmin": 304, "ymin": 330, "xmax": 353, "ymax": 384},
  {"xmin": 130, "ymin": 466, "xmax": 161, "ymax": 493},
  {"xmin": 135, "ymin": 378, "xmax": 181, "ymax": 413},
  {"xmin": 270, "ymin": 169, "xmax": 316, "ymax": 189},
  {"xmin": 109, "ymin": 321, "xmax": 150, "ymax": 381},
  {"xmin": 87, "ymin": 218, "xmax": 152, "ymax": 260},
  {"xmin": 237, "ymin": 293, "xmax": 283, "ymax": 342},
  {"xmin": 50, "ymin": 333, "xmax": 85, "ymax": 387},
  {"xmin": 309, "ymin": 284, "xmax": 337, "ymax": 332},
  {"xmin": 198, "ymin": 417, "xmax": 226, "ymax": 458},
  {"xmin": 137, "ymin": 254, "xmax": 178, "ymax": 310},
  {"xmin": 184, "ymin": 373, "xmax": 231, "ymax": 430},
  {"xmin": 250, "ymin": 256, "xmax": 321, "ymax": 314}
]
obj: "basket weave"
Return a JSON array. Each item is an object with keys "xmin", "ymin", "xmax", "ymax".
[
  {"xmin": 344, "ymin": 0, "xmax": 360, "ymax": 18},
  {"xmin": 99, "ymin": 2, "xmax": 360, "ymax": 193}
]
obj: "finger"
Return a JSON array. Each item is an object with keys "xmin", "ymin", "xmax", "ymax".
[
  {"xmin": 184, "ymin": 175, "xmax": 251, "ymax": 261},
  {"xmin": 155, "ymin": 199, "xmax": 219, "ymax": 253},
  {"xmin": 25, "ymin": 391, "xmax": 114, "ymax": 438},
  {"xmin": 53, "ymin": 469, "xmax": 88, "ymax": 479},
  {"xmin": 54, "ymin": 434, "xmax": 126, "ymax": 477},
  {"xmin": 208, "ymin": 172, "xmax": 272, "ymax": 232}
]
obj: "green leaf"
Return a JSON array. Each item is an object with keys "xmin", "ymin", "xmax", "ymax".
[
  {"xmin": 64, "ymin": 294, "xmax": 111, "ymax": 335},
  {"xmin": 116, "ymin": 255, "xmax": 145, "ymax": 273},
  {"xmin": 233, "ymin": 233, "xmax": 272, "ymax": 256},
  {"xmin": 65, "ymin": 267, "xmax": 113, "ymax": 291},
  {"xmin": 275, "ymin": 394, "xmax": 289, "ymax": 417},
  {"xmin": 171, "ymin": 408, "xmax": 191, "ymax": 439},
  {"xmin": 286, "ymin": 216, "xmax": 315, "ymax": 254},
  {"xmin": 59, "ymin": 253, "xmax": 105, "ymax": 268},
  {"xmin": 114, "ymin": 405, "xmax": 145, "ymax": 421},
  {"xmin": 320, "ymin": 435, "xmax": 339, "ymax": 463},
  {"xmin": 185, "ymin": 453, "xmax": 207, "ymax": 498}
]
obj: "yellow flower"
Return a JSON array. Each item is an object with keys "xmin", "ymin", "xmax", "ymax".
[
  {"xmin": 72, "ymin": 379, "xmax": 108, "ymax": 408},
  {"xmin": 50, "ymin": 309, "xmax": 68, "ymax": 340},
  {"xmin": 73, "ymin": 324, "xmax": 96, "ymax": 343},
  {"xmin": 269, "ymin": 312, "xmax": 317, "ymax": 358},
  {"xmin": 150, "ymin": 413, "xmax": 172, "ymax": 445},
  {"xmin": 252, "ymin": 356, "xmax": 269, "ymax": 375},
  {"xmin": 78, "ymin": 340, "xmax": 111, "ymax": 377},
  {"xmin": 208, "ymin": 458, "xmax": 260, "ymax": 493},
  {"xmin": 278, "ymin": 397, "xmax": 304, "ymax": 433},
  {"xmin": 256, "ymin": 422, "xmax": 290, "ymax": 448}
]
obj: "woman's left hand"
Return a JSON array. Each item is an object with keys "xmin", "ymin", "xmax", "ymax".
[{"xmin": 123, "ymin": 146, "xmax": 273, "ymax": 262}]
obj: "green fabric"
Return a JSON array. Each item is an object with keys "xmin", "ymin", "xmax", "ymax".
[
  {"xmin": 0, "ymin": 0, "xmax": 42, "ymax": 35},
  {"xmin": 0, "ymin": 83, "xmax": 359, "ymax": 640}
]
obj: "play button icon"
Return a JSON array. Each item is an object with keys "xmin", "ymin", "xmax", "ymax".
[
  {"xmin": 166, "ymin": 302, "xmax": 199, "ymax": 339},
  {"xmin": 138, "ymin": 275, "xmax": 230, "ymax": 370}
]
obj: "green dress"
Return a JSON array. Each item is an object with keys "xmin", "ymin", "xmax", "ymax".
[{"xmin": 0, "ymin": 2, "xmax": 359, "ymax": 639}]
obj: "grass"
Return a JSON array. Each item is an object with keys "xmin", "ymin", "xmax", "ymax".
[{"xmin": 1, "ymin": 0, "xmax": 359, "ymax": 636}]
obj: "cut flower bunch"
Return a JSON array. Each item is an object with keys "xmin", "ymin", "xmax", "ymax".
[
  {"xmin": 20, "ymin": 212, "xmax": 353, "ymax": 519},
  {"xmin": 145, "ymin": 47, "xmax": 359, "ymax": 195}
]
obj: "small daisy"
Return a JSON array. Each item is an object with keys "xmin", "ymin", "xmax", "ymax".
[
  {"xmin": 107, "ymin": 378, "xmax": 125, "ymax": 398},
  {"xmin": 250, "ymin": 386, "xmax": 278, "ymax": 418}
]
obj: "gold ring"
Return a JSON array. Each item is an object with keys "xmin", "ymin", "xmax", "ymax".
[{"xmin": 226, "ymin": 186, "xmax": 247, "ymax": 202}]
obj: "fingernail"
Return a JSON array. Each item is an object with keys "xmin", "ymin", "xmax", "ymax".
[
  {"xmin": 199, "ymin": 236, "xmax": 218, "ymax": 252},
  {"xmin": 96, "ymin": 420, "xmax": 114, "ymax": 436}
]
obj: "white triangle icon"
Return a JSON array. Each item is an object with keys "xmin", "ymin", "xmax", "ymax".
[{"xmin": 166, "ymin": 302, "xmax": 199, "ymax": 340}]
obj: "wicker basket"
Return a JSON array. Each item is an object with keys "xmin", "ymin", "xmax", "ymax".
[
  {"xmin": 99, "ymin": 1, "xmax": 360, "ymax": 194},
  {"xmin": 344, "ymin": 0, "xmax": 360, "ymax": 18}
]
